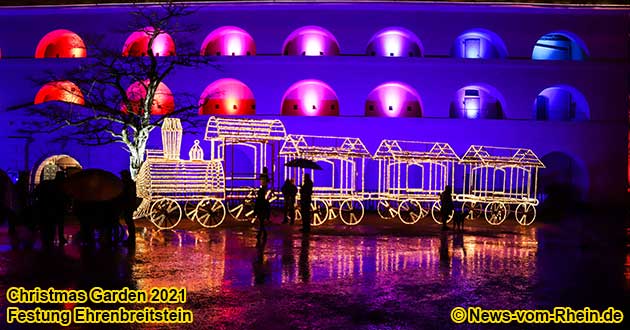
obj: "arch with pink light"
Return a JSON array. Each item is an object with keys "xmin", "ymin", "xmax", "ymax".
[
  {"xmin": 201, "ymin": 26, "xmax": 256, "ymax": 56},
  {"xmin": 449, "ymin": 84, "xmax": 506, "ymax": 119},
  {"xmin": 35, "ymin": 29, "xmax": 86, "ymax": 58},
  {"xmin": 282, "ymin": 26, "xmax": 340, "ymax": 56},
  {"xmin": 122, "ymin": 27, "xmax": 176, "ymax": 57},
  {"xmin": 365, "ymin": 82, "xmax": 422, "ymax": 117},
  {"xmin": 199, "ymin": 78, "xmax": 256, "ymax": 115},
  {"xmin": 34, "ymin": 80, "xmax": 85, "ymax": 105},
  {"xmin": 281, "ymin": 79, "xmax": 339, "ymax": 116},
  {"xmin": 366, "ymin": 27, "xmax": 423, "ymax": 57},
  {"xmin": 124, "ymin": 80, "xmax": 175, "ymax": 115}
]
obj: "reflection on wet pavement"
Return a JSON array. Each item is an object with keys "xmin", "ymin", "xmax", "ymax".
[{"xmin": 0, "ymin": 217, "xmax": 628, "ymax": 329}]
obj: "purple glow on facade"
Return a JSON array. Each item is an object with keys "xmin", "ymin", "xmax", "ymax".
[
  {"xmin": 534, "ymin": 85, "xmax": 589, "ymax": 121},
  {"xmin": 451, "ymin": 84, "xmax": 505, "ymax": 119},
  {"xmin": 122, "ymin": 27, "xmax": 176, "ymax": 57},
  {"xmin": 282, "ymin": 26, "xmax": 340, "ymax": 56},
  {"xmin": 281, "ymin": 79, "xmax": 339, "ymax": 116},
  {"xmin": 199, "ymin": 78, "xmax": 256, "ymax": 115},
  {"xmin": 35, "ymin": 29, "xmax": 86, "ymax": 58},
  {"xmin": 451, "ymin": 28, "xmax": 507, "ymax": 59},
  {"xmin": 366, "ymin": 27, "xmax": 423, "ymax": 57},
  {"xmin": 200, "ymin": 26, "xmax": 256, "ymax": 56},
  {"xmin": 365, "ymin": 82, "xmax": 422, "ymax": 117},
  {"xmin": 532, "ymin": 31, "xmax": 589, "ymax": 61},
  {"xmin": 34, "ymin": 80, "xmax": 84, "ymax": 105}
]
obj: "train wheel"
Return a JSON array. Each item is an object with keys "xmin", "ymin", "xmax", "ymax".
[
  {"xmin": 184, "ymin": 201, "xmax": 198, "ymax": 220},
  {"xmin": 229, "ymin": 190, "xmax": 256, "ymax": 222},
  {"xmin": 150, "ymin": 198, "xmax": 182, "ymax": 230},
  {"xmin": 377, "ymin": 199, "xmax": 399, "ymax": 220},
  {"xmin": 431, "ymin": 201, "xmax": 454, "ymax": 224},
  {"xmin": 397, "ymin": 199, "xmax": 423, "ymax": 225},
  {"xmin": 195, "ymin": 198, "xmax": 226, "ymax": 228},
  {"xmin": 462, "ymin": 201, "xmax": 482, "ymax": 220},
  {"xmin": 484, "ymin": 202, "xmax": 507, "ymax": 225},
  {"xmin": 311, "ymin": 199, "xmax": 329, "ymax": 226},
  {"xmin": 340, "ymin": 199, "xmax": 365, "ymax": 226},
  {"xmin": 515, "ymin": 203, "xmax": 536, "ymax": 226}
]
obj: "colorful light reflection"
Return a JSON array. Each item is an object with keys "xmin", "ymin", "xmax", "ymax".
[
  {"xmin": 122, "ymin": 27, "xmax": 176, "ymax": 57},
  {"xmin": 35, "ymin": 29, "xmax": 86, "ymax": 58},
  {"xmin": 281, "ymin": 79, "xmax": 339, "ymax": 116},
  {"xmin": 282, "ymin": 26, "xmax": 340, "ymax": 56},
  {"xmin": 123, "ymin": 80, "xmax": 175, "ymax": 115},
  {"xmin": 366, "ymin": 27, "xmax": 423, "ymax": 57},
  {"xmin": 199, "ymin": 78, "xmax": 256, "ymax": 115},
  {"xmin": 365, "ymin": 82, "xmax": 422, "ymax": 117},
  {"xmin": 34, "ymin": 80, "xmax": 84, "ymax": 105},
  {"xmin": 201, "ymin": 26, "xmax": 256, "ymax": 56}
]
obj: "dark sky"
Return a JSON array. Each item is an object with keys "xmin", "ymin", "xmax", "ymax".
[{"xmin": 0, "ymin": 0, "xmax": 628, "ymax": 7}]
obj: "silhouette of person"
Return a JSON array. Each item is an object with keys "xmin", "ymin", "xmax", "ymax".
[
  {"xmin": 300, "ymin": 173, "xmax": 313, "ymax": 233},
  {"xmin": 35, "ymin": 171, "xmax": 67, "ymax": 248},
  {"xmin": 281, "ymin": 178, "xmax": 297, "ymax": 224},
  {"xmin": 254, "ymin": 177, "xmax": 271, "ymax": 242},
  {"xmin": 119, "ymin": 170, "xmax": 137, "ymax": 245},
  {"xmin": 52, "ymin": 172, "xmax": 68, "ymax": 245},
  {"xmin": 440, "ymin": 185, "xmax": 454, "ymax": 231}
]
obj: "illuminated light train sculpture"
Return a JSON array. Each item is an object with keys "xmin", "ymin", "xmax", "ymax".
[{"xmin": 136, "ymin": 117, "xmax": 544, "ymax": 230}]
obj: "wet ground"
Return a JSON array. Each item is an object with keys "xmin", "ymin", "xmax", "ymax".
[{"xmin": 1, "ymin": 212, "xmax": 629, "ymax": 329}]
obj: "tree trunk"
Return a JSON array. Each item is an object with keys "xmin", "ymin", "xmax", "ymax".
[{"xmin": 128, "ymin": 128, "xmax": 150, "ymax": 180}]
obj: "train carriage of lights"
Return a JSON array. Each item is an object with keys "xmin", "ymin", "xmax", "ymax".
[{"xmin": 136, "ymin": 117, "xmax": 544, "ymax": 230}]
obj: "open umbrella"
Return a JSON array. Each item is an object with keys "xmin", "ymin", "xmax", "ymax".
[
  {"xmin": 63, "ymin": 169, "xmax": 123, "ymax": 202},
  {"xmin": 284, "ymin": 158, "xmax": 323, "ymax": 170}
]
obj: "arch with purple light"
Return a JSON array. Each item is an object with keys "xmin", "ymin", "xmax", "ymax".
[
  {"xmin": 35, "ymin": 29, "xmax": 86, "ymax": 58},
  {"xmin": 282, "ymin": 26, "xmax": 340, "ymax": 56},
  {"xmin": 199, "ymin": 78, "xmax": 256, "ymax": 115},
  {"xmin": 201, "ymin": 26, "xmax": 256, "ymax": 56},
  {"xmin": 449, "ymin": 84, "xmax": 506, "ymax": 119},
  {"xmin": 366, "ymin": 27, "xmax": 423, "ymax": 57},
  {"xmin": 532, "ymin": 31, "xmax": 588, "ymax": 61},
  {"xmin": 34, "ymin": 80, "xmax": 85, "ymax": 105},
  {"xmin": 365, "ymin": 82, "xmax": 422, "ymax": 117},
  {"xmin": 122, "ymin": 27, "xmax": 176, "ymax": 57},
  {"xmin": 451, "ymin": 28, "xmax": 507, "ymax": 59},
  {"xmin": 281, "ymin": 79, "xmax": 339, "ymax": 116},
  {"xmin": 533, "ymin": 85, "xmax": 589, "ymax": 121}
]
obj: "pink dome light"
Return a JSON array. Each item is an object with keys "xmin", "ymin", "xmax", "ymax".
[
  {"xmin": 199, "ymin": 78, "xmax": 256, "ymax": 115},
  {"xmin": 201, "ymin": 26, "xmax": 256, "ymax": 56},
  {"xmin": 282, "ymin": 26, "xmax": 340, "ymax": 56},
  {"xmin": 35, "ymin": 29, "xmax": 87, "ymax": 58},
  {"xmin": 122, "ymin": 27, "xmax": 176, "ymax": 57},
  {"xmin": 281, "ymin": 79, "xmax": 339, "ymax": 116},
  {"xmin": 365, "ymin": 82, "xmax": 422, "ymax": 117}
]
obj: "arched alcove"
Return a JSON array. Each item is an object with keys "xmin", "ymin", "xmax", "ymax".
[
  {"xmin": 366, "ymin": 27, "xmax": 423, "ymax": 57},
  {"xmin": 282, "ymin": 26, "xmax": 340, "ymax": 56},
  {"xmin": 199, "ymin": 78, "xmax": 256, "ymax": 115},
  {"xmin": 451, "ymin": 28, "xmax": 507, "ymax": 59},
  {"xmin": 32, "ymin": 154, "xmax": 82, "ymax": 185},
  {"xmin": 539, "ymin": 151, "xmax": 589, "ymax": 205},
  {"xmin": 35, "ymin": 29, "xmax": 86, "ymax": 58},
  {"xmin": 534, "ymin": 85, "xmax": 589, "ymax": 121},
  {"xmin": 281, "ymin": 79, "xmax": 339, "ymax": 116},
  {"xmin": 365, "ymin": 82, "xmax": 422, "ymax": 117},
  {"xmin": 123, "ymin": 80, "xmax": 175, "ymax": 115},
  {"xmin": 201, "ymin": 26, "xmax": 255, "ymax": 56},
  {"xmin": 122, "ymin": 27, "xmax": 176, "ymax": 57},
  {"xmin": 532, "ymin": 31, "xmax": 588, "ymax": 61},
  {"xmin": 449, "ymin": 84, "xmax": 506, "ymax": 119},
  {"xmin": 34, "ymin": 80, "xmax": 84, "ymax": 105}
]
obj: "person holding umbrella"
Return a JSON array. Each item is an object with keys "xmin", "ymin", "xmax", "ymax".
[{"xmin": 281, "ymin": 178, "xmax": 297, "ymax": 225}]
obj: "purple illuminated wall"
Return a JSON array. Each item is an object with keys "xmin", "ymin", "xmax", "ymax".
[
  {"xmin": 365, "ymin": 82, "xmax": 422, "ymax": 117},
  {"xmin": 201, "ymin": 26, "xmax": 256, "ymax": 56},
  {"xmin": 281, "ymin": 79, "xmax": 339, "ymax": 116}
]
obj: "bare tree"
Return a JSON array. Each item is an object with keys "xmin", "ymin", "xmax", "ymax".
[{"xmin": 13, "ymin": 1, "xmax": 216, "ymax": 179}]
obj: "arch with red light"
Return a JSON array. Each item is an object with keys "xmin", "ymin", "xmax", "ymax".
[
  {"xmin": 124, "ymin": 80, "xmax": 175, "ymax": 115},
  {"xmin": 366, "ymin": 27, "xmax": 423, "ymax": 57},
  {"xmin": 34, "ymin": 80, "xmax": 85, "ymax": 105},
  {"xmin": 201, "ymin": 26, "xmax": 256, "ymax": 56},
  {"xmin": 281, "ymin": 79, "xmax": 339, "ymax": 116},
  {"xmin": 199, "ymin": 78, "xmax": 256, "ymax": 115},
  {"xmin": 282, "ymin": 26, "xmax": 340, "ymax": 56},
  {"xmin": 35, "ymin": 29, "xmax": 86, "ymax": 58},
  {"xmin": 365, "ymin": 82, "xmax": 422, "ymax": 117},
  {"xmin": 122, "ymin": 27, "xmax": 176, "ymax": 57}
]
